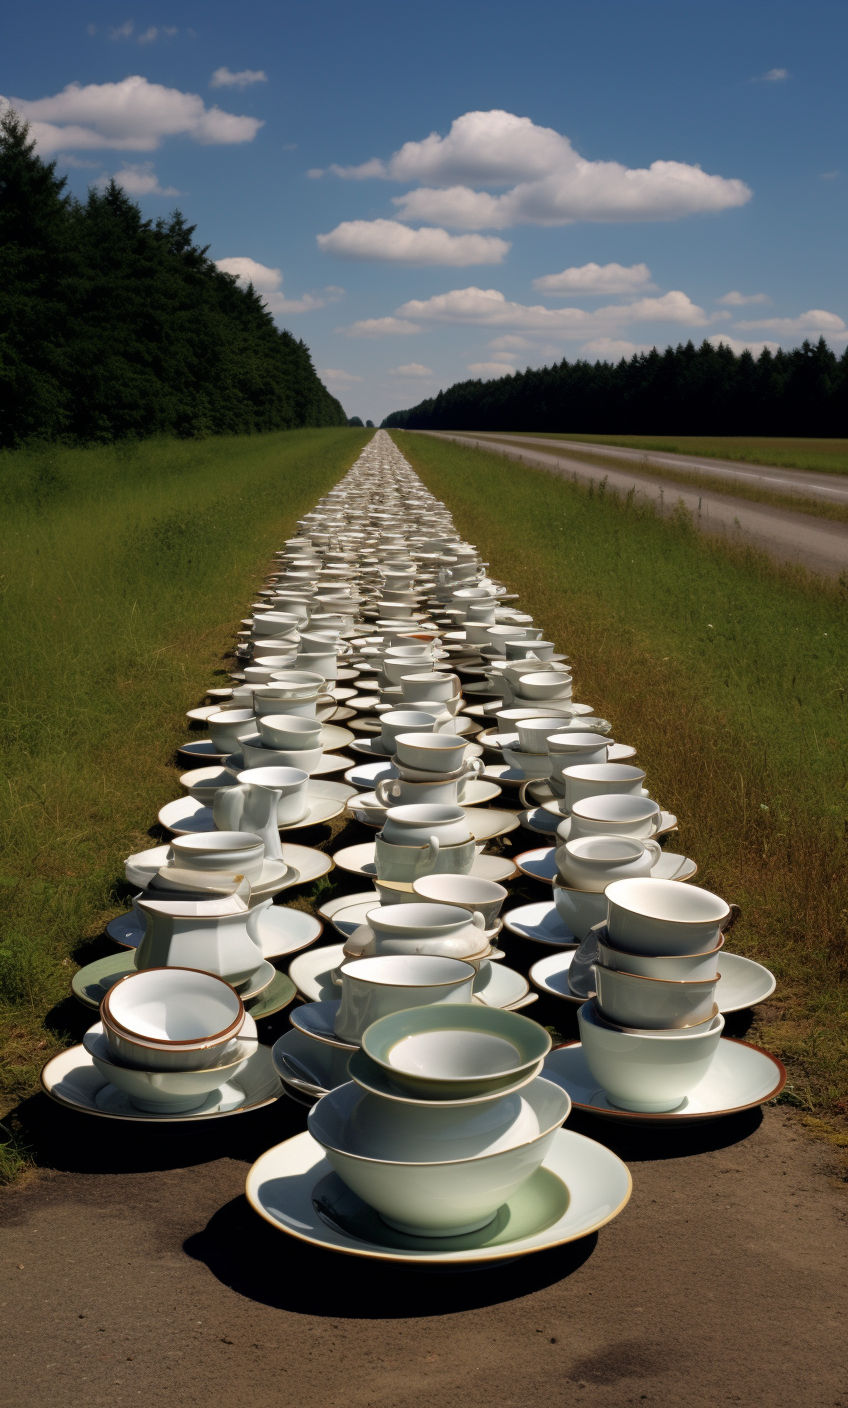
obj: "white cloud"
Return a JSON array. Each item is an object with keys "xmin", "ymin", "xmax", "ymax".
[
  {"xmin": 98, "ymin": 161, "xmax": 180, "ymax": 196},
  {"xmin": 1, "ymin": 76, "xmax": 263, "ymax": 154},
  {"xmin": 56, "ymin": 152, "xmax": 99, "ymax": 168},
  {"xmin": 533, "ymin": 262, "xmax": 655, "ymax": 295},
  {"xmin": 760, "ymin": 68, "xmax": 788, "ymax": 82},
  {"xmin": 322, "ymin": 109, "xmax": 751, "ymax": 228},
  {"xmin": 339, "ymin": 317, "xmax": 422, "ymax": 337},
  {"xmin": 821, "ymin": 170, "xmax": 839, "ymax": 180},
  {"xmin": 389, "ymin": 363, "xmax": 434, "ymax": 377},
  {"xmin": 214, "ymin": 257, "xmax": 343, "ymax": 315},
  {"xmin": 395, "ymin": 285, "xmax": 710, "ymax": 334},
  {"xmin": 108, "ymin": 21, "xmax": 134, "ymax": 40},
  {"xmin": 708, "ymin": 335, "xmax": 781, "ymax": 356},
  {"xmin": 137, "ymin": 28, "xmax": 159, "ymax": 45},
  {"xmin": 210, "ymin": 67, "xmax": 268, "ymax": 89},
  {"xmin": 467, "ymin": 362, "xmax": 517, "ymax": 377},
  {"xmin": 489, "ymin": 334, "xmax": 533, "ymax": 350},
  {"xmin": 580, "ymin": 338, "xmax": 653, "ymax": 360},
  {"xmin": 489, "ymin": 351, "xmax": 518, "ymax": 363},
  {"xmin": 320, "ymin": 368, "xmax": 363, "ymax": 383},
  {"xmin": 717, "ymin": 290, "xmax": 770, "ymax": 306},
  {"xmin": 316, "ymin": 219, "xmax": 509, "ymax": 265},
  {"xmin": 734, "ymin": 309, "xmax": 847, "ymax": 335}
]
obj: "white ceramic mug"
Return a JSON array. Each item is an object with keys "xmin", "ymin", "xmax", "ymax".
[
  {"xmin": 563, "ymin": 764, "xmax": 647, "ymax": 811},
  {"xmin": 207, "ymin": 709, "xmax": 257, "ymax": 754},
  {"xmin": 568, "ymin": 795, "xmax": 663, "ymax": 840},
  {"xmin": 333, "ymin": 955, "xmax": 476, "ymax": 1042},
  {"xmin": 381, "ymin": 804, "xmax": 470, "ymax": 848},
  {"xmin": 170, "ymin": 832, "xmax": 265, "ymax": 883},
  {"xmin": 557, "ymin": 836, "xmax": 661, "ymax": 891},
  {"xmin": 379, "ymin": 710, "xmax": 439, "ymax": 753},
  {"xmin": 400, "ymin": 672, "xmax": 460, "ymax": 705}
]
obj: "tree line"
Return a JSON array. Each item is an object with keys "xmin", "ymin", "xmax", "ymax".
[
  {"xmin": 382, "ymin": 336, "xmax": 846, "ymax": 436},
  {"xmin": 0, "ymin": 110, "xmax": 347, "ymax": 447}
]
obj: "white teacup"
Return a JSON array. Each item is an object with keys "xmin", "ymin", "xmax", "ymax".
[
  {"xmin": 556, "ymin": 836, "xmax": 661, "ymax": 891},
  {"xmin": 394, "ymin": 732, "xmax": 467, "ymax": 772},
  {"xmin": 548, "ymin": 733, "xmax": 611, "ymax": 766},
  {"xmin": 235, "ymin": 765, "xmax": 309, "ymax": 824},
  {"xmin": 381, "ymin": 804, "xmax": 470, "ymax": 848},
  {"xmin": 239, "ymin": 738, "xmax": 323, "ymax": 774},
  {"xmin": 207, "ymin": 709, "xmax": 257, "ymax": 754},
  {"xmin": 569, "ymin": 794, "xmax": 663, "ymax": 840},
  {"xmin": 380, "ymin": 710, "xmax": 439, "ymax": 752},
  {"xmin": 411, "ymin": 875, "xmax": 507, "ymax": 928},
  {"xmin": 333, "ymin": 954, "xmax": 475, "ymax": 1043},
  {"xmin": 552, "ymin": 882, "xmax": 609, "ymax": 939},
  {"xmin": 376, "ymin": 776, "xmax": 459, "ymax": 806},
  {"xmin": 563, "ymin": 764, "xmax": 647, "ymax": 811},
  {"xmin": 578, "ymin": 1001, "xmax": 725, "ymax": 1112},
  {"xmin": 400, "ymin": 672, "xmax": 460, "ymax": 705},
  {"xmin": 505, "ymin": 640, "xmax": 555, "ymax": 661},
  {"xmin": 606, "ymin": 878, "xmax": 730, "ymax": 956},
  {"xmin": 170, "ymin": 831, "xmax": 265, "ymax": 883},
  {"xmin": 374, "ymin": 835, "xmax": 477, "ymax": 882},
  {"xmin": 257, "ymin": 715, "xmax": 323, "ymax": 751}
]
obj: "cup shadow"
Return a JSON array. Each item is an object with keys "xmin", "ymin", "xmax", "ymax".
[
  {"xmin": 565, "ymin": 1104, "xmax": 764, "ymax": 1162},
  {"xmin": 184, "ymin": 1193, "xmax": 598, "ymax": 1315}
]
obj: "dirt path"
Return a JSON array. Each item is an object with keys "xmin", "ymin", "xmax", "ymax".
[
  {"xmin": 3, "ymin": 1083, "xmax": 845, "ymax": 1408},
  {"xmin": 420, "ymin": 432, "xmax": 848, "ymax": 579}
]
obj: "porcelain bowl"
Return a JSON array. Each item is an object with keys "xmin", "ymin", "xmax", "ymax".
[
  {"xmin": 552, "ymin": 883, "xmax": 609, "ymax": 940},
  {"xmin": 308, "ymin": 1075, "xmax": 568, "ymax": 1235},
  {"xmin": 394, "ymin": 733, "xmax": 467, "ymax": 772},
  {"xmin": 592, "ymin": 963, "xmax": 720, "ymax": 1029},
  {"xmin": 85, "ymin": 1024, "xmax": 251, "ymax": 1112},
  {"xmin": 596, "ymin": 932, "xmax": 724, "ymax": 981},
  {"xmin": 411, "ymin": 875, "xmax": 507, "ymax": 927},
  {"xmin": 361, "ymin": 1004, "xmax": 552, "ymax": 1099},
  {"xmin": 100, "ymin": 967, "xmax": 244, "ymax": 1071},
  {"xmin": 568, "ymin": 794, "xmax": 663, "ymax": 841},
  {"xmin": 577, "ymin": 1000, "xmax": 725, "ymax": 1112},
  {"xmin": 169, "ymin": 831, "xmax": 265, "ymax": 883},
  {"xmin": 181, "ymin": 766, "xmax": 239, "ymax": 805},
  {"xmin": 562, "ymin": 764, "xmax": 647, "ymax": 810},
  {"xmin": 512, "ymin": 672, "xmax": 574, "ymax": 701},
  {"xmin": 257, "ymin": 714, "xmax": 323, "ymax": 750},
  {"xmin": 605, "ymin": 878, "xmax": 731, "ymax": 955},
  {"xmin": 381, "ymin": 803, "xmax": 470, "ymax": 849}
]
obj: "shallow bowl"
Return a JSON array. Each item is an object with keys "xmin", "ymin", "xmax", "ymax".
[
  {"xmin": 361, "ymin": 1003, "xmax": 551, "ymax": 1099},
  {"xmin": 101, "ymin": 966, "xmax": 244, "ymax": 1071}
]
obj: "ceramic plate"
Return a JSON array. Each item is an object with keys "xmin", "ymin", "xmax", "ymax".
[
  {"xmin": 206, "ymin": 688, "xmax": 234, "ymax": 701},
  {"xmin": 481, "ymin": 764, "xmax": 527, "ymax": 791},
  {"xmin": 529, "ymin": 949, "xmax": 775, "ymax": 1014},
  {"xmin": 347, "ymin": 778, "xmax": 504, "ymax": 826},
  {"xmin": 329, "ymin": 706, "xmax": 357, "ymax": 723},
  {"xmin": 289, "ymin": 999, "xmax": 358, "ymax": 1050},
  {"xmin": 271, "ymin": 1029, "xmax": 351, "ymax": 1097},
  {"xmin": 288, "ymin": 941, "xmax": 530, "ymax": 1010},
  {"xmin": 514, "ymin": 847, "xmax": 697, "ymax": 885},
  {"xmin": 502, "ymin": 902, "xmax": 577, "ymax": 947},
  {"xmin": 330, "ymin": 687, "xmax": 358, "ymax": 702},
  {"xmin": 125, "ymin": 846, "xmax": 295, "ymax": 893},
  {"xmin": 176, "ymin": 740, "xmax": 229, "ymax": 766},
  {"xmin": 461, "ymin": 702, "xmax": 504, "ymax": 719},
  {"xmin": 246, "ymin": 1127, "xmax": 631, "ymax": 1264},
  {"xmin": 318, "ymin": 888, "xmax": 380, "ymax": 920},
  {"xmin": 517, "ymin": 807, "xmax": 562, "ymax": 836},
  {"xmin": 343, "ymin": 759, "xmax": 397, "ymax": 790},
  {"xmin": 541, "ymin": 1039, "xmax": 786, "ymax": 1124},
  {"xmin": 349, "ymin": 737, "xmax": 394, "ymax": 759},
  {"xmin": 345, "ymin": 1049, "xmax": 545, "ymax": 1106},
  {"xmin": 157, "ymin": 780, "xmax": 355, "ymax": 836},
  {"xmin": 41, "ymin": 1042, "xmax": 282, "ymax": 1122},
  {"xmin": 105, "ymin": 906, "xmax": 322, "ymax": 960},
  {"xmin": 186, "ymin": 704, "xmax": 224, "ymax": 722},
  {"xmin": 71, "ymin": 951, "xmax": 295, "ymax": 1015},
  {"xmin": 463, "ymin": 807, "xmax": 520, "ymax": 843}
]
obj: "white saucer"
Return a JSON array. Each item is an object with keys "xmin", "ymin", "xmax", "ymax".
[
  {"xmin": 271, "ymin": 1029, "xmax": 350, "ymax": 1099},
  {"xmin": 125, "ymin": 846, "xmax": 296, "ymax": 894},
  {"xmin": 517, "ymin": 806, "xmax": 562, "ymax": 836},
  {"xmin": 349, "ymin": 737, "xmax": 394, "ymax": 759},
  {"xmin": 289, "ymin": 941, "xmax": 531, "ymax": 1010},
  {"xmin": 318, "ymin": 888, "xmax": 380, "ymax": 920},
  {"xmin": 246, "ymin": 1127, "xmax": 631, "ymax": 1264},
  {"xmin": 41, "ymin": 1041, "xmax": 282, "ymax": 1122},
  {"xmin": 106, "ymin": 903, "xmax": 323, "ymax": 959},
  {"xmin": 157, "ymin": 779, "xmax": 356, "ymax": 836},
  {"xmin": 343, "ymin": 759, "xmax": 397, "ymax": 790},
  {"xmin": 502, "ymin": 902, "xmax": 577, "ymax": 946},
  {"xmin": 347, "ymin": 778, "xmax": 505, "ymax": 826},
  {"xmin": 541, "ymin": 1039, "xmax": 786, "ymax": 1124},
  {"xmin": 514, "ymin": 846, "xmax": 697, "ymax": 884},
  {"xmin": 461, "ymin": 701, "xmax": 504, "ymax": 719},
  {"xmin": 330, "ymin": 840, "xmax": 516, "ymax": 883},
  {"xmin": 289, "ymin": 999, "xmax": 358, "ymax": 1050},
  {"xmin": 539, "ymin": 801, "xmax": 679, "ymax": 838},
  {"xmin": 529, "ymin": 949, "xmax": 776, "ymax": 1013},
  {"xmin": 177, "ymin": 739, "xmax": 229, "ymax": 765},
  {"xmin": 186, "ymin": 703, "xmax": 224, "ymax": 722},
  {"xmin": 481, "ymin": 763, "xmax": 527, "ymax": 791}
]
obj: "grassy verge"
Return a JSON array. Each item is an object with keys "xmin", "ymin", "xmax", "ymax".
[
  {"xmin": 0, "ymin": 427, "xmax": 370, "ymax": 1154},
  {"xmin": 469, "ymin": 435, "xmax": 848, "ymax": 524},
  {"xmin": 391, "ymin": 430, "xmax": 848, "ymax": 1140},
  {"xmin": 485, "ymin": 433, "xmax": 848, "ymax": 476}
]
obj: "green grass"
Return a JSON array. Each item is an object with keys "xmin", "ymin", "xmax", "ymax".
[
  {"xmin": 391, "ymin": 430, "xmax": 848, "ymax": 1131},
  {"xmin": 0, "ymin": 427, "xmax": 370, "ymax": 1127},
  {"xmin": 489, "ymin": 434, "xmax": 848, "ymax": 475}
]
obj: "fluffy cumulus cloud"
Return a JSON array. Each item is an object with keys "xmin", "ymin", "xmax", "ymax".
[
  {"xmin": 210, "ymin": 67, "xmax": 267, "ymax": 89},
  {"xmin": 339, "ymin": 317, "xmax": 422, "ymax": 337},
  {"xmin": 717, "ymin": 290, "xmax": 770, "ymax": 306},
  {"xmin": 467, "ymin": 362, "xmax": 517, "ymax": 377},
  {"xmin": 214, "ymin": 257, "xmax": 343, "ymax": 314},
  {"xmin": 708, "ymin": 334, "xmax": 781, "ymax": 356},
  {"xmin": 759, "ymin": 68, "xmax": 788, "ymax": 81},
  {"xmin": 316, "ymin": 219, "xmax": 509, "ymax": 266},
  {"xmin": 318, "ymin": 110, "xmax": 751, "ymax": 228},
  {"xmin": 394, "ymin": 285, "xmax": 710, "ymax": 334},
  {"xmin": 1, "ymin": 76, "xmax": 262, "ymax": 154},
  {"xmin": 580, "ymin": 338, "xmax": 654, "ymax": 360},
  {"xmin": 389, "ymin": 363, "xmax": 434, "ymax": 377},
  {"xmin": 533, "ymin": 262, "xmax": 655, "ymax": 295},
  {"xmin": 319, "ymin": 368, "xmax": 363, "ymax": 383},
  {"xmin": 733, "ymin": 309, "xmax": 847, "ymax": 336},
  {"xmin": 97, "ymin": 161, "xmax": 179, "ymax": 196}
]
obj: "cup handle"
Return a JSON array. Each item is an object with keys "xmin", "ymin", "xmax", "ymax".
[
  {"xmin": 415, "ymin": 835, "xmax": 440, "ymax": 872},
  {"xmin": 471, "ymin": 910, "xmax": 486, "ymax": 930},
  {"xmin": 642, "ymin": 839, "xmax": 662, "ymax": 864},
  {"xmin": 721, "ymin": 903, "xmax": 742, "ymax": 934},
  {"xmin": 449, "ymin": 675, "xmax": 461, "ymax": 699},
  {"xmin": 375, "ymin": 778, "xmax": 401, "ymax": 806}
]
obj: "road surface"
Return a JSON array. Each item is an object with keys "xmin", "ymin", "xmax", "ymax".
[{"xmin": 418, "ymin": 432, "xmax": 848, "ymax": 579}]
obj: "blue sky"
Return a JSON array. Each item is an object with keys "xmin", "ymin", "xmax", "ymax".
[{"xmin": 4, "ymin": 0, "xmax": 846, "ymax": 422}]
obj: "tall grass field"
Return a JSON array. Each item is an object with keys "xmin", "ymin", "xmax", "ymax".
[
  {"xmin": 392, "ymin": 430, "xmax": 847, "ymax": 1139},
  {"xmin": 0, "ymin": 427, "xmax": 369, "ymax": 1146}
]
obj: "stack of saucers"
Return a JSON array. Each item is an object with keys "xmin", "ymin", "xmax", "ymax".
[
  {"xmin": 307, "ymin": 1005, "xmax": 568, "ymax": 1237},
  {"xmin": 577, "ymin": 878, "xmax": 728, "ymax": 1112}
]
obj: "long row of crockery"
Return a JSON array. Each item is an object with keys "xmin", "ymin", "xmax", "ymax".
[{"xmin": 43, "ymin": 430, "xmax": 782, "ymax": 1269}]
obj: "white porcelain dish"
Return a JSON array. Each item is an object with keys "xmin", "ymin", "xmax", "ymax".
[
  {"xmin": 502, "ymin": 901, "xmax": 577, "ymax": 946},
  {"xmin": 288, "ymin": 942, "xmax": 530, "ymax": 1010}
]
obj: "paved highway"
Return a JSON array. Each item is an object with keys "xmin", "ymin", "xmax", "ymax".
[
  {"xmin": 418, "ymin": 431, "xmax": 848, "ymax": 579},
  {"xmin": 471, "ymin": 433, "xmax": 848, "ymax": 506}
]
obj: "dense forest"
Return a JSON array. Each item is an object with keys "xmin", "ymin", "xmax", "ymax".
[
  {"xmin": 0, "ymin": 111, "xmax": 346, "ymax": 447},
  {"xmin": 382, "ymin": 336, "xmax": 846, "ymax": 436}
]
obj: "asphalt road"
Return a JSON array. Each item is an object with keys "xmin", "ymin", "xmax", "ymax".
[
  {"xmin": 419, "ymin": 432, "xmax": 848, "ymax": 579},
  {"xmin": 471, "ymin": 434, "xmax": 848, "ymax": 506}
]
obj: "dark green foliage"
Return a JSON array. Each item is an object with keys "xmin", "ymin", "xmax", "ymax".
[
  {"xmin": 365, "ymin": 419, "xmax": 375, "ymax": 427},
  {"xmin": 382, "ymin": 339, "xmax": 847, "ymax": 436},
  {"xmin": 0, "ymin": 111, "xmax": 347, "ymax": 446},
  {"xmin": 348, "ymin": 415, "xmax": 365, "ymax": 426}
]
